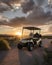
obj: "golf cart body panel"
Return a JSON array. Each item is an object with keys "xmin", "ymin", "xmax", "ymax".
[{"xmin": 20, "ymin": 38, "xmax": 33, "ymax": 47}]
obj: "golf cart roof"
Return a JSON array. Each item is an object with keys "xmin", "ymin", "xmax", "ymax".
[{"xmin": 23, "ymin": 27, "xmax": 41, "ymax": 30}]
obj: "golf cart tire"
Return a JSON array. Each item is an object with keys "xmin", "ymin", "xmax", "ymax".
[
  {"xmin": 17, "ymin": 44, "xmax": 22, "ymax": 49},
  {"xmin": 39, "ymin": 41, "xmax": 42, "ymax": 47},
  {"xmin": 27, "ymin": 43, "xmax": 34, "ymax": 51}
]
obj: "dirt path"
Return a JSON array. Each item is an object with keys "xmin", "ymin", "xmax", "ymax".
[
  {"xmin": 0, "ymin": 48, "xmax": 46, "ymax": 65},
  {"xmin": 0, "ymin": 48, "xmax": 20, "ymax": 65}
]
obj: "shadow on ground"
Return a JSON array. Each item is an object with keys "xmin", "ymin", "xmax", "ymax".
[
  {"xmin": 0, "ymin": 51, "xmax": 8, "ymax": 64},
  {"xmin": 0, "ymin": 47, "xmax": 52, "ymax": 65},
  {"xmin": 18, "ymin": 47, "xmax": 46, "ymax": 65}
]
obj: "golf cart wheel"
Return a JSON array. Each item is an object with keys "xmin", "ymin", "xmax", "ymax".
[
  {"xmin": 39, "ymin": 41, "xmax": 42, "ymax": 47},
  {"xmin": 17, "ymin": 44, "xmax": 22, "ymax": 49},
  {"xmin": 27, "ymin": 43, "xmax": 34, "ymax": 51}
]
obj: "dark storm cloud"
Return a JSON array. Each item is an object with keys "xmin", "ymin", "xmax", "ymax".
[
  {"xmin": 21, "ymin": 0, "xmax": 52, "ymax": 25},
  {"xmin": 0, "ymin": 3, "xmax": 11, "ymax": 12},
  {"xmin": 21, "ymin": 0, "xmax": 34, "ymax": 13},
  {"xmin": 21, "ymin": 0, "xmax": 48, "ymax": 13},
  {"xmin": 0, "ymin": 0, "xmax": 21, "ymax": 12},
  {"xmin": 27, "ymin": 8, "xmax": 52, "ymax": 25},
  {"xmin": 0, "ymin": 0, "xmax": 13, "ymax": 9},
  {"xmin": 0, "ymin": 0, "xmax": 20, "ymax": 6},
  {"xmin": 0, "ymin": 0, "xmax": 52, "ymax": 27}
]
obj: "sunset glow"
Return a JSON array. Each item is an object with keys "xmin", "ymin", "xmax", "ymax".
[{"xmin": 15, "ymin": 32, "xmax": 22, "ymax": 36}]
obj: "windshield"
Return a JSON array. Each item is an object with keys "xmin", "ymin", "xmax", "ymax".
[{"xmin": 22, "ymin": 29, "xmax": 40, "ymax": 38}]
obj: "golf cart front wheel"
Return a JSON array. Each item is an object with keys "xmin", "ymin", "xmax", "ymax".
[
  {"xmin": 17, "ymin": 44, "xmax": 22, "ymax": 49},
  {"xmin": 39, "ymin": 41, "xmax": 42, "ymax": 47},
  {"xmin": 27, "ymin": 43, "xmax": 34, "ymax": 51}
]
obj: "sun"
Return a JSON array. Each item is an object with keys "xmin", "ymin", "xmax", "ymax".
[{"xmin": 15, "ymin": 32, "xmax": 22, "ymax": 36}]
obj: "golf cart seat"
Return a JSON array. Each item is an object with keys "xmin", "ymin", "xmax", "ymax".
[{"xmin": 33, "ymin": 33, "xmax": 42, "ymax": 38}]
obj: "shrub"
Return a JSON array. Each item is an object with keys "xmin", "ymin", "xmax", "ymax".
[{"xmin": 0, "ymin": 38, "xmax": 11, "ymax": 50}]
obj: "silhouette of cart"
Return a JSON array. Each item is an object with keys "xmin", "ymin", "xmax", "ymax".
[{"xmin": 17, "ymin": 27, "xmax": 42, "ymax": 51}]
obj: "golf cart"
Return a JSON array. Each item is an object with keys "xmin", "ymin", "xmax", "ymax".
[{"xmin": 17, "ymin": 27, "xmax": 42, "ymax": 51}]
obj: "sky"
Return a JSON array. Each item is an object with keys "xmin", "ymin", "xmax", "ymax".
[{"xmin": 0, "ymin": 0, "xmax": 52, "ymax": 35}]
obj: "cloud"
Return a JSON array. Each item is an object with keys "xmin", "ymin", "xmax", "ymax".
[
  {"xmin": 0, "ymin": 0, "xmax": 52, "ymax": 27},
  {"xmin": 0, "ymin": 0, "xmax": 20, "ymax": 6},
  {"xmin": 33, "ymin": 0, "xmax": 48, "ymax": 6},
  {"xmin": 0, "ymin": 15, "xmax": 9, "ymax": 22},
  {"xmin": 9, "ymin": 17, "xmax": 27, "ymax": 27},
  {"xmin": 0, "ymin": 17, "xmax": 27, "ymax": 27},
  {"xmin": 9, "ymin": 17, "xmax": 44, "ymax": 27},
  {"xmin": 0, "ymin": 16, "xmax": 52, "ymax": 27},
  {"xmin": 0, "ymin": 3, "xmax": 11, "ymax": 12},
  {"xmin": 21, "ymin": 0, "xmax": 34, "ymax": 13},
  {"xmin": 0, "ymin": 16, "xmax": 52, "ymax": 35},
  {"xmin": 0, "ymin": 0, "xmax": 21, "ymax": 12},
  {"xmin": 0, "ymin": 17, "xmax": 39, "ymax": 27},
  {"xmin": 26, "ymin": 6, "xmax": 52, "ymax": 25},
  {"xmin": 21, "ymin": 0, "xmax": 48, "ymax": 13},
  {"xmin": 48, "ymin": 25, "xmax": 52, "ymax": 32},
  {"xmin": 21, "ymin": 0, "xmax": 52, "ymax": 25},
  {"xmin": 0, "ymin": 15, "xmax": 10, "ymax": 26}
]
